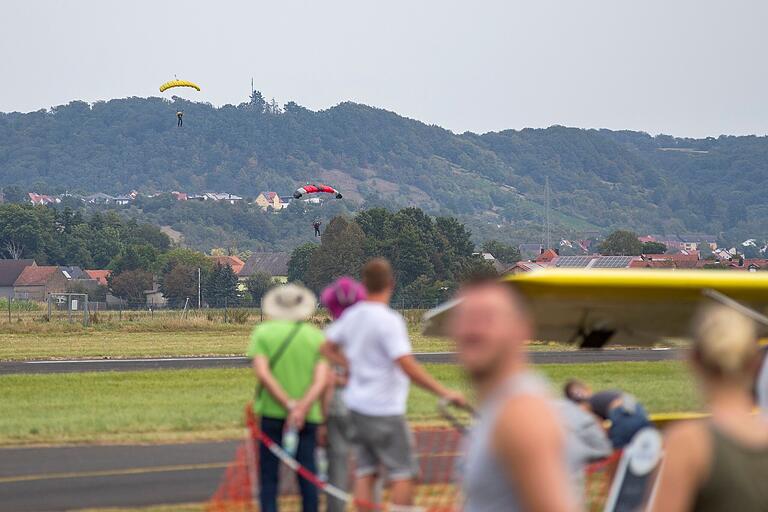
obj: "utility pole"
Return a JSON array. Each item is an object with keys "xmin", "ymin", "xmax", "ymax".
[{"xmin": 198, "ymin": 267, "xmax": 202, "ymax": 309}]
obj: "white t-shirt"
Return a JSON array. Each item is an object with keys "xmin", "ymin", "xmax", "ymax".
[{"xmin": 325, "ymin": 301, "xmax": 411, "ymax": 416}]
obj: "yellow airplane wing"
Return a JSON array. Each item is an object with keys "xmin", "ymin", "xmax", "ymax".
[{"xmin": 423, "ymin": 269, "xmax": 768, "ymax": 347}]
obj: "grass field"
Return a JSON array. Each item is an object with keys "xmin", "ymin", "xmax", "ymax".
[
  {"xmin": 0, "ymin": 361, "xmax": 698, "ymax": 446},
  {"xmin": 0, "ymin": 328, "xmax": 458, "ymax": 360}
]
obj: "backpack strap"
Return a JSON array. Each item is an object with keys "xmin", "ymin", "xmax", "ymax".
[{"xmin": 254, "ymin": 322, "xmax": 304, "ymax": 401}]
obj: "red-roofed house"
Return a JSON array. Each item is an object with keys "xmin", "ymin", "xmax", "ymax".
[
  {"xmin": 632, "ymin": 251, "xmax": 701, "ymax": 269},
  {"xmin": 13, "ymin": 266, "xmax": 69, "ymax": 300},
  {"xmin": 85, "ymin": 270, "xmax": 111, "ymax": 286},
  {"xmin": 28, "ymin": 193, "xmax": 60, "ymax": 206},
  {"xmin": 209, "ymin": 255, "xmax": 245, "ymax": 275},
  {"xmin": 729, "ymin": 259, "xmax": 768, "ymax": 272},
  {"xmin": 536, "ymin": 249, "xmax": 559, "ymax": 263}
]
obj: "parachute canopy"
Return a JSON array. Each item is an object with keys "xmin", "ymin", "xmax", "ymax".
[
  {"xmin": 293, "ymin": 184, "xmax": 342, "ymax": 200},
  {"xmin": 159, "ymin": 79, "xmax": 201, "ymax": 93}
]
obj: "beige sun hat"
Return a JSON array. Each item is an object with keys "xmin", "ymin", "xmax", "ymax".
[{"xmin": 262, "ymin": 283, "xmax": 317, "ymax": 321}]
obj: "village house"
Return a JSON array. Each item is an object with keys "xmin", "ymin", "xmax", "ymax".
[
  {"xmin": 254, "ymin": 192, "xmax": 286, "ymax": 211},
  {"xmin": 209, "ymin": 255, "xmax": 245, "ymax": 275},
  {"xmin": 0, "ymin": 259, "xmax": 37, "ymax": 298},
  {"xmin": 239, "ymin": 252, "xmax": 290, "ymax": 283},
  {"xmin": 13, "ymin": 266, "xmax": 71, "ymax": 301},
  {"xmin": 28, "ymin": 193, "xmax": 60, "ymax": 206},
  {"xmin": 204, "ymin": 193, "xmax": 243, "ymax": 204}
]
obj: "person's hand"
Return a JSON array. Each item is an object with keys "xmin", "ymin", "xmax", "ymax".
[
  {"xmin": 287, "ymin": 400, "xmax": 310, "ymax": 430},
  {"xmin": 442, "ymin": 389, "xmax": 469, "ymax": 410},
  {"xmin": 317, "ymin": 424, "xmax": 328, "ymax": 447}
]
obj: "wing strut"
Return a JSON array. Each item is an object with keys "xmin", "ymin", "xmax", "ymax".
[{"xmin": 702, "ymin": 289, "xmax": 768, "ymax": 327}]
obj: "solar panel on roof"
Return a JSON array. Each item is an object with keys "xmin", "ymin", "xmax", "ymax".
[
  {"xmin": 555, "ymin": 256, "xmax": 594, "ymax": 268},
  {"xmin": 591, "ymin": 256, "xmax": 635, "ymax": 268}
]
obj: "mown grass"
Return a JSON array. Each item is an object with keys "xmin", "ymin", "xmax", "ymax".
[
  {"xmin": 0, "ymin": 329, "xmax": 459, "ymax": 361},
  {"xmin": 0, "ymin": 362, "xmax": 697, "ymax": 446}
]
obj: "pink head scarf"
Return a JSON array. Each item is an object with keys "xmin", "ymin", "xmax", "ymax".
[{"xmin": 320, "ymin": 276, "xmax": 367, "ymax": 320}]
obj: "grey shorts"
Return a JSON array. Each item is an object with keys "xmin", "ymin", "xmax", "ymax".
[{"xmin": 350, "ymin": 411, "xmax": 419, "ymax": 481}]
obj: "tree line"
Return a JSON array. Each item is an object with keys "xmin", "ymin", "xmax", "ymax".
[
  {"xmin": 284, "ymin": 208, "xmax": 514, "ymax": 305},
  {"xmin": 3, "ymin": 96, "xmax": 767, "ymax": 248}
]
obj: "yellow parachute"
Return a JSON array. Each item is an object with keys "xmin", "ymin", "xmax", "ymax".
[{"xmin": 159, "ymin": 79, "xmax": 201, "ymax": 93}]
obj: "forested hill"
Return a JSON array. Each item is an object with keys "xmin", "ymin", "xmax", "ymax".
[{"xmin": 1, "ymin": 95, "xmax": 767, "ymax": 243}]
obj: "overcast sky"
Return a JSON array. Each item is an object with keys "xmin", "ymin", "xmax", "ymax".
[{"xmin": 2, "ymin": 0, "xmax": 766, "ymax": 138}]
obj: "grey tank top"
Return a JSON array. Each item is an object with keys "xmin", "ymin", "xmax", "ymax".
[{"xmin": 460, "ymin": 372, "xmax": 554, "ymax": 512}]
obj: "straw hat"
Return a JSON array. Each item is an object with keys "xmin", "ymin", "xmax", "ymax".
[{"xmin": 262, "ymin": 284, "xmax": 317, "ymax": 321}]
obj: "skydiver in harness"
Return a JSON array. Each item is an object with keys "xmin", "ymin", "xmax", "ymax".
[
  {"xmin": 177, "ymin": 111, "xmax": 184, "ymax": 127},
  {"xmin": 313, "ymin": 219, "xmax": 322, "ymax": 237}
]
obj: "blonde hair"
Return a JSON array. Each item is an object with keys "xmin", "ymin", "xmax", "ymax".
[{"xmin": 691, "ymin": 304, "xmax": 758, "ymax": 384}]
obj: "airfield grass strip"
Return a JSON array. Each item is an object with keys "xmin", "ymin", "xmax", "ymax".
[
  {"xmin": 0, "ymin": 362, "xmax": 698, "ymax": 446},
  {"xmin": 0, "ymin": 329, "xmax": 459, "ymax": 361}
]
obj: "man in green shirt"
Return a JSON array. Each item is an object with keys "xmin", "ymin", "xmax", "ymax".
[{"xmin": 248, "ymin": 284, "xmax": 328, "ymax": 512}]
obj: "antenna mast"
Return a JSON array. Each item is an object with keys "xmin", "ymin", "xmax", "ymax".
[{"xmin": 545, "ymin": 176, "xmax": 551, "ymax": 250}]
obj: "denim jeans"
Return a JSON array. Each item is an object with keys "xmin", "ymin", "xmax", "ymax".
[
  {"xmin": 608, "ymin": 404, "xmax": 652, "ymax": 449},
  {"xmin": 259, "ymin": 416, "xmax": 318, "ymax": 512}
]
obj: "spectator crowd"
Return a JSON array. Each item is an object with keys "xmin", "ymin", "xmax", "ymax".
[{"xmin": 246, "ymin": 257, "xmax": 768, "ymax": 512}]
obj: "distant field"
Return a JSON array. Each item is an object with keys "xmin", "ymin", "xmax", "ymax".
[
  {"xmin": 0, "ymin": 308, "xmax": 465, "ymax": 360},
  {"xmin": 0, "ymin": 362, "xmax": 698, "ymax": 446},
  {"xmin": 0, "ymin": 328, "xmax": 458, "ymax": 361}
]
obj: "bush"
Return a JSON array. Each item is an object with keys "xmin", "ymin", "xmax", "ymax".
[
  {"xmin": 0, "ymin": 299, "xmax": 42, "ymax": 312},
  {"xmin": 227, "ymin": 309, "xmax": 250, "ymax": 324}
]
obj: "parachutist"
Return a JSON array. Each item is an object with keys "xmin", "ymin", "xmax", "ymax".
[
  {"xmin": 177, "ymin": 111, "xmax": 183, "ymax": 127},
  {"xmin": 313, "ymin": 220, "xmax": 322, "ymax": 237}
]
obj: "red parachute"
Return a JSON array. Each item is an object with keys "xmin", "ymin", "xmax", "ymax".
[{"xmin": 293, "ymin": 184, "xmax": 343, "ymax": 200}]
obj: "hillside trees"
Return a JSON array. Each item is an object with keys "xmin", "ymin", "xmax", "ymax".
[{"xmin": 599, "ymin": 230, "xmax": 643, "ymax": 256}]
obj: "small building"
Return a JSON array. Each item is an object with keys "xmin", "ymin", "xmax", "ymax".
[
  {"xmin": 171, "ymin": 191, "xmax": 188, "ymax": 201},
  {"xmin": 255, "ymin": 192, "xmax": 286, "ymax": 211},
  {"xmin": 13, "ymin": 266, "xmax": 70, "ymax": 301},
  {"xmin": 28, "ymin": 193, "xmax": 60, "ymax": 206},
  {"xmin": 83, "ymin": 192, "xmax": 118, "ymax": 205},
  {"xmin": 0, "ymin": 259, "xmax": 37, "ymax": 298},
  {"xmin": 209, "ymin": 255, "xmax": 245, "ymax": 275},
  {"xmin": 113, "ymin": 194, "xmax": 133, "ymax": 206},
  {"xmin": 203, "ymin": 192, "xmax": 243, "ymax": 204},
  {"xmin": 85, "ymin": 269, "xmax": 111, "ymax": 286},
  {"xmin": 677, "ymin": 235, "xmax": 713, "ymax": 252},
  {"xmin": 536, "ymin": 249, "xmax": 559, "ymax": 263},
  {"xmin": 240, "ymin": 252, "xmax": 290, "ymax": 282},
  {"xmin": 505, "ymin": 261, "xmax": 547, "ymax": 275}
]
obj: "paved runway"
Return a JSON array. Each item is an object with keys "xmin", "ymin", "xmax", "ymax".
[
  {"xmin": 0, "ymin": 441, "xmax": 238, "ymax": 511},
  {"xmin": 0, "ymin": 348, "xmax": 681, "ymax": 375},
  {"xmin": 1, "ymin": 430, "xmax": 463, "ymax": 512}
]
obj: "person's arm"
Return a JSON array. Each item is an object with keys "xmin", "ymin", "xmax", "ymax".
[
  {"xmin": 493, "ymin": 395, "xmax": 578, "ymax": 512},
  {"xmin": 320, "ymin": 341, "xmax": 349, "ymax": 374},
  {"xmin": 253, "ymin": 355, "xmax": 293, "ymax": 410},
  {"xmin": 649, "ymin": 422, "xmax": 710, "ymax": 512},
  {"xmin": 288, "ymin": 360, "xmax": 330, "ymax": 429},
  {"xmin": 397, "ymin": 355, "xmax": 466, "ymax": 407}
]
